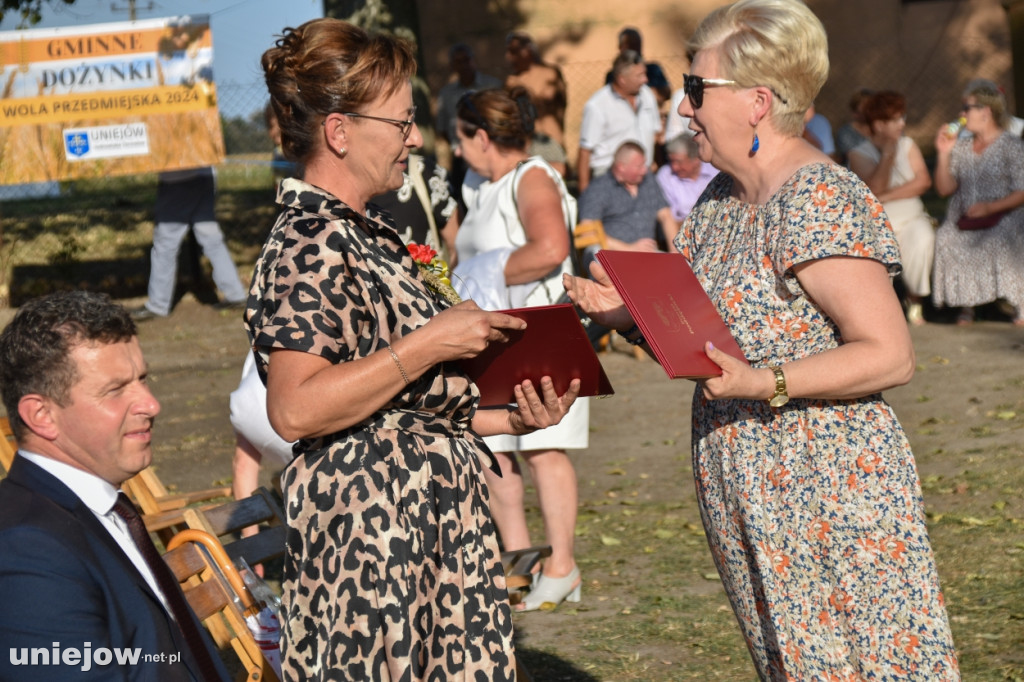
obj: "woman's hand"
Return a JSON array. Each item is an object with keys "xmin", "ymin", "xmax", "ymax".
[
  {"xmin": 697, "ymin": 342, "xmax": 772, "ymax": 401},
  {"xmin": 934, "ymin": 125, "xmax": 958, "ymax": 155},
  {"xmin": 964, "ymin": 200, "xmax": 995, "ymax": 219},
  {"xmin": 562, "ymin": 261, "xmax": 633, "ymax": 330},
  {"xmin": 424, "ymin": 300, "xmax": 528, "ymax": 362},
  {"xmin": 870, "ymin": 120, "xmax": 900, "ymax": 155},
  {"xmin": 507, "ymin": 377, "xmax": 581, "ymax": 435}
]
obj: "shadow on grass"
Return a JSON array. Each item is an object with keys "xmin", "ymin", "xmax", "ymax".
[
  {"xmin": 8, "ymin": 231, "xmax": 221, "ymax": 307},
  {"xmin": 517, "ymin": 647, "xmax": 601, "ymax": 682}
]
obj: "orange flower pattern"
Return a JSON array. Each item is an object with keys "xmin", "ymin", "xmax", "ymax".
[{"xmin": 674, "ymin": 163, "xmax": 960, "ymax": 680}]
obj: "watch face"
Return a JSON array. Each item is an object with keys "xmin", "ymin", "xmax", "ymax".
[{"xmin": 769, "ymin": 393, "xmax": 789, "ymax": 408}]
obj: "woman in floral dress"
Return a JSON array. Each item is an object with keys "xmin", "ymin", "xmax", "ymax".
[
  {"xmin": 931, "ymin": 78, "xmax": 1024, "ymax": 326},
  {"xmin": 565, "ymin": 0, "xmax": 960, "ymax": 678},
  {"xmin": 250, "ymin": 19, "xmax": 579, "ymax": 681}
]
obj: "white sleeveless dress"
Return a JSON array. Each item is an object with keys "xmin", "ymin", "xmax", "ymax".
[{"xmin": 454, "ymin": 156, "xmax": 589, "ymax": 452}]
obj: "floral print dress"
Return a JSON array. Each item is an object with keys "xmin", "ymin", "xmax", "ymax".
[
  {"xmin": 674, "ymin": 163, "xmax": 960, "ymax": 680},
  {"xmin": 245, "ymin": 179, "xmax": 515, "ymax": 682},
  {"xmin": 932, "ymin": 131, "xmax": 1024, "ymax": 312}
]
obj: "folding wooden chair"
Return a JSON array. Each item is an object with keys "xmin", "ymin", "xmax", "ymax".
[
  {"xmin": 122, "ymin": 466, "xmax": 231, "ymax": 538},
  {"xmin": 164, "ymin": 529, "xmax": 281, "ymax": 682},
  {"xmin": 573, "ymin": 219, "xmax": 607, "ymax": 254},
  {"xmin": 180, "ymin": 486, "xmax": 287, "ymax": 570},
  {"xmin": 501, "ymin": 544, "xmax": 552, "ymax": 594},
  {"xmin": 500, "ymin": 545, "xmax": 550, "ymax": 682},
  {"xmin": 571, "ymin": 220, "xmax": 645, "ymax": 360},
  {"xmin": 0, "ymin": 417, "xmax": 17, "ymax": 475}
]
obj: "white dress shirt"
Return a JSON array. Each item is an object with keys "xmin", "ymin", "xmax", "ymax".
[{"xmin": 18, "ymin": 451, "xmax": 172, "ymax": 613}]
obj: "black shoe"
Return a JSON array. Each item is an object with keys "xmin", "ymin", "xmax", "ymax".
[
  {"xmin": 129, "ymin": 306, "xmax": 161, "ymax": 322},
  {"xmin": 214, "ymin": 300, "xmax": 246, "ymax": 311}
]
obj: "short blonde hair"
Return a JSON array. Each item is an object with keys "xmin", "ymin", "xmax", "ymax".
[{"xmin": 687, "ymin": 0, "xmax": 828, "ymax": 137}]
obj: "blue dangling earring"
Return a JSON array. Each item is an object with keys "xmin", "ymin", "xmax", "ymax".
[{"xmin": 750, "ymin": 129, "xmax": 760, "ymax": 155}]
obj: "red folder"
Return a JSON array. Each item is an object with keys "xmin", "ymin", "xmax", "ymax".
[
  {"xmin": 596, "ymin": 250, "xmax": 748, "ymax": 379},
  {"xmin": 460, "ymin": 303, "xmax": 614, "ymax": 407}
]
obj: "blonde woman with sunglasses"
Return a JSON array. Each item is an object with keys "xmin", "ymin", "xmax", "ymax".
[{"xmin": 565, "ymin": 0, "xmax": 960, "ymax": 678}]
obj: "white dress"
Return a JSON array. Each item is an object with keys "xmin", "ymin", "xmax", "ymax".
[
  {"xmin": 849, "ymin": 136, "xmax": 935, "ymax": 297},
  {"xmin": 454, "ymin": 156, "xmax": 589, "ymax": 452}
]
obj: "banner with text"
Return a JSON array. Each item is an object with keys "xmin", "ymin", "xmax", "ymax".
[{"xmin": 0, "ymin": 15, "xmax": 224, "ymax": 184}]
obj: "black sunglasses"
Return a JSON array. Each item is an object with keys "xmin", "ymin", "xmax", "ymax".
[
  {"xmin": 341, "ymin": 106, "xmax": 417, "ymax": 140},
  {"xmin": 682, "ymin": 74, "xmax": 737, "ymax": 109},
  {"xmin": 682, "ymin": 73, "xmax": 788, "ymax": 109}
]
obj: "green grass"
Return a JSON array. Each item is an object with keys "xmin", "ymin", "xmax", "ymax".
[{"xmin": 0, "ymin": 160, "xmax": 278, "ymax": 305}]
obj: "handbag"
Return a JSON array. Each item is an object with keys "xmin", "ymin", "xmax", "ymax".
[{"xmin": 957, "ymin": 210, "xmax": 1006, "ymax": 231}]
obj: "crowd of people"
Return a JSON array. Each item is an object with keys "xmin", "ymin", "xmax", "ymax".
[{"xmin": 15, "ymin": 0, "xmax": 1024, "ymax": 678}]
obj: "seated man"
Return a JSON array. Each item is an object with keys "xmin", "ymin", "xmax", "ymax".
[
  {"xmin": 578, "ymin": 140, "xmax": 678, "ymax": 271},
  {"xmin": 0, "ymin": 290, "xmax": 229, "ymax": 682},
  {"xmin": 655, "ymin": 133, "xmax": 718, "ymax": 224}
]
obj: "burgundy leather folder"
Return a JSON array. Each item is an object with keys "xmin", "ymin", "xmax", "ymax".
[
  {"xmin": 596, "ymin": 250, "xmax": 748, "ymax": 379},
  {"xmin": 460, "ymin": 303, "xmax": 614, "ymax": 407}
]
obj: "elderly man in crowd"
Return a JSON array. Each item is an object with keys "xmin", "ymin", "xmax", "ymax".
[
  {"xmin": 578, "ymin": 140, "xmax": 678, "ymax": 270},
  {"xmin": 576, "ymin": 51, "xmax": 662, "ymax": 193},
  {"xmin": 655, "ymin": 133, "xmax": 719, "ymax": 224}
]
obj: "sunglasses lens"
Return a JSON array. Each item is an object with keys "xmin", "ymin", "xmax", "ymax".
[{"xmin": 684, "ymin": 75, "xmax": 703, "ymax": 108}]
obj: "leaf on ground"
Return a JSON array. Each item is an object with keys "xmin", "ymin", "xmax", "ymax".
[
  {"xmin": 600, "ymin": 534, "xmax": 622, "ymax": 546},
  {"xmin": 654, "ymin": 529, "xmax": 676, "ymax": 539},
  {"xmin": 607, "ymin": 468, "xmax": 627, "ymax": 476},
  {"xmin": 996, "ymin": 411, "xmax": 1017, "ymax": 420},
  {"xmin": 702, "ymin": 572, "xmax": 721, "ymax": 581}
]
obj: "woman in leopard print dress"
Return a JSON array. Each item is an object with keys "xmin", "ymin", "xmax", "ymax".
[{"xmin": 250, "ymin": 19, "xmax": 580, "ymax": 681}]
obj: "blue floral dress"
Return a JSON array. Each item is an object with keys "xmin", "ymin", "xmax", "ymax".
[{"xmin": 674, "ymin": 163, "xmax": 960, "ymax": 680}]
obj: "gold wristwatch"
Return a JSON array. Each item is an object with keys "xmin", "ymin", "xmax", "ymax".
[{"xmin": 768, "ymin": 366, "xmax": 789, "ymax": 407}]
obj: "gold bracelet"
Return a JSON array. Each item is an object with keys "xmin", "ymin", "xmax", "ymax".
[{"xmin": 387, "ymin": 346, "xmax": 410, "ymax": 385}]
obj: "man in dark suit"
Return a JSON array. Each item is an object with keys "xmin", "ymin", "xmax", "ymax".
[{"xmin": 0, "ymin": 291, "xmax": 229, "ymax": 681}]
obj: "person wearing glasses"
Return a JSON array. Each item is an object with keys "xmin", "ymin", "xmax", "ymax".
[
  {"xmin": 931, "ymin": 78, "xmax": 1024, "ymax": 326},
  {"xmin": 253, "ymin": 19, "xmax": 580, "ymax": 681},
  {"xmin": 576, "ymin": 49, "xmax": 662, "ymax": 193},
  {"xmin": 848, "ymin": 90, "xmax": 935, "ymax": 326},
  {"xmin": 564, "ymin": 0, "xmax": 960, "ymax": 678},
  {"xmin": 450, "ymin": 87, "xmax": 589, "ymax": 613}
]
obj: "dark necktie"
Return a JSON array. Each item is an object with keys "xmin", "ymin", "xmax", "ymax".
[{"xmin": 112, "ymin": 492, "xmax": 224, "ymax": 682}]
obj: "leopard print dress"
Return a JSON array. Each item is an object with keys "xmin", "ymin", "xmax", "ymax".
[{"xmin": 245, "ymin": 179, "xmax": 515, "ymax": 682}]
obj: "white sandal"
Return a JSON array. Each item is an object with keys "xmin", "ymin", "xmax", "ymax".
[{"xmin": 516, "ymin": 566, "xmax": 581, "ymax": 612}]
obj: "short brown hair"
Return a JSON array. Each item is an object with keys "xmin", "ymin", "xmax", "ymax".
[
  {"xmin": 862, "ymin": 91, "xmax": 906, "ymax": 133},
  {"xmin": 261, "ymin": 18, "xmax": 416, "ymax": 163},
  {"xmin": 0, "ymin": 291, "xmax": 136, "ymax": 439},
  {"xmin": 457, "ymin": 87, "xmax": 535, "ymax": 151}
]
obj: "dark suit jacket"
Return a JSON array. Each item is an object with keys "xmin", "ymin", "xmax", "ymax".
[{"xmin": 0, "ymin": 456, "xmax": 230, "ymax": 682}]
